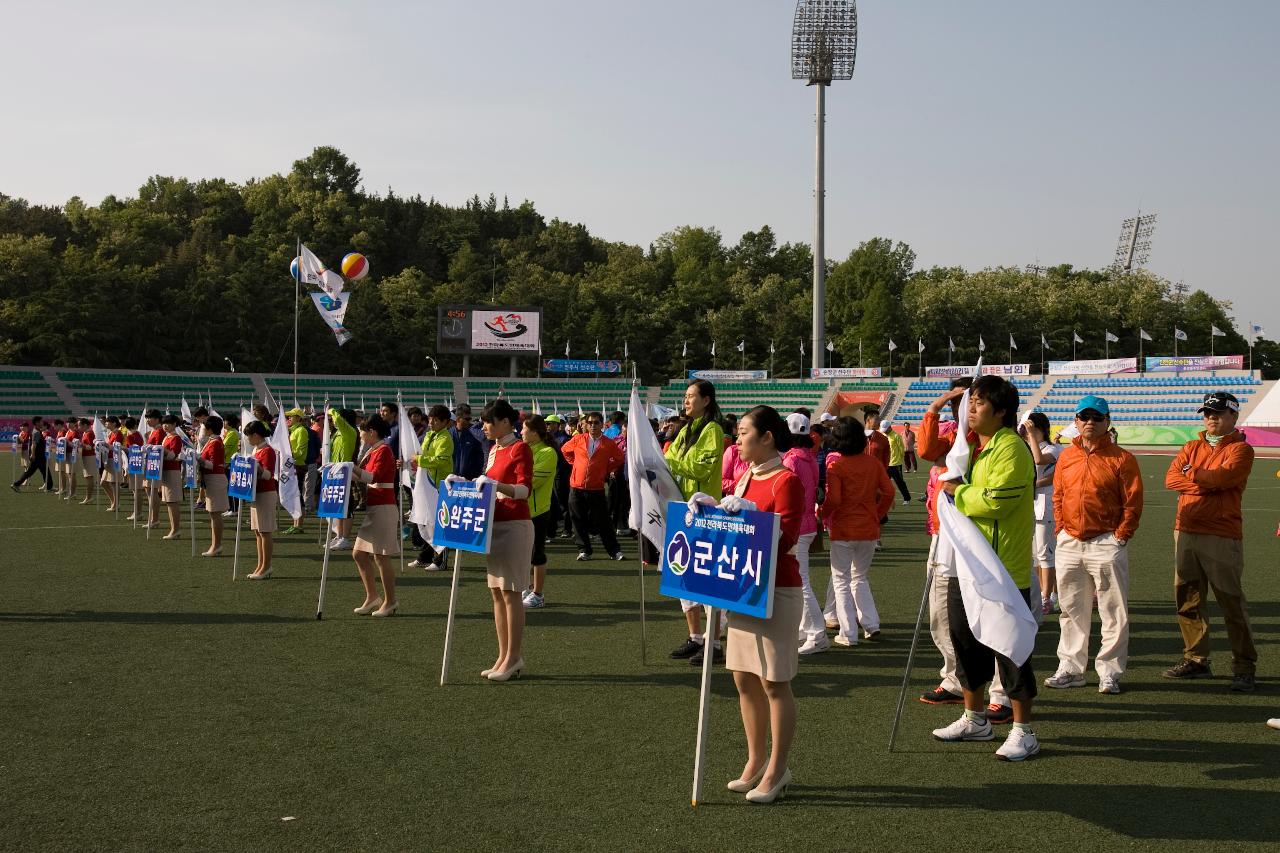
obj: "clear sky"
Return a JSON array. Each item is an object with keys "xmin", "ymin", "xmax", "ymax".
[{"xmin": 4, "ymin": 1, "xmax": 1277, "ymax": 337}]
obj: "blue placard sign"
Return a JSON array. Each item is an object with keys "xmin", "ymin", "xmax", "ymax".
[
  {"xmin": 144, "ymin": 445, "xmax": 164, "ymax": 481},
  {"xmin": 227, "ymin": 456, "xmax": 257, "ymax": 502},
  {"xmin": 127, "ymin": 446, "xmax": 145, "ymax": 476},
  {"xmin": 55, "ymin": 437, "xmax": 66, "ymax": 462},
  {"xmin": 316, "ymin": 463, "xmax": 354, "ymax": 520},
  {"xmin": 431, "ymin": 481, "xmax": 497, "ymax": 554},
  {"xmin": 658, "ymin": 501, "xmax": 781, "ymax": 619},
  {"xmin": 182, "ymin": 449, "xmax": 198, "ymax": 490}
]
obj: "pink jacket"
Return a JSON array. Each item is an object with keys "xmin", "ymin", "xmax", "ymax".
[
  {"xmin": 722, "ymin": 444, "xmax": 750, "ymax": 495},
  {"xmin": 782, "ymin": 447, "xmax": 819, "ymax": 536}
]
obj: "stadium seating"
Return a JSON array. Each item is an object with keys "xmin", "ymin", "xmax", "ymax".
[
  {"xmin": 0, "ymin": 369, "xmax": 68, "ymax": 418},
  {"xmin": 655, "ymin": 380, "xmax": 837, "ymax": 416},
  {"xmin": 893, "ymin": 377, "xmax": 1044, "ymax": 421},
  {"xmin": 1032, "ymin": 375, "xmax": 1261, "ymax": 423},
  {"xmin": 59, "ymin": 370, "xmax": 258, "ymax": 416}
]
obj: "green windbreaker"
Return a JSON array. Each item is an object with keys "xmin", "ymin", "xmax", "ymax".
[
  {"xmin": 417, "ymin": 427, "xmax": 454, "ymax": 487},
  {"xmin": 664, "ymin": 416, "xmax": 725, "ymax": 500},
  {"xmin": 953, "ymin": 426, "xmax": 1036, "ymax": 589},
  {"xmin": 528, "ymin": 440, "xmax": 558, "ymax": 517},
  {"xmin": 327, "ymin": 408, "xmax": 357, "ymax": 464}
]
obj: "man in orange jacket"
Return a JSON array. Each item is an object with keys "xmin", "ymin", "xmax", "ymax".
[
  {"xmin": 561, "ymin": 411, "xmax": 626, "ymax": 561},
  {"xmin": 1045, "ymin": 395, "xmax": 1143, "ymax": 695},
  {"xmin": 1163, "ymin": 392, "xmax": 1257, "ymax": 692}
]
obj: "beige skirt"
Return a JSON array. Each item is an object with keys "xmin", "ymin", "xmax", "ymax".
[
  {"xmin": 79, "ymin": 455, "xmax": 98, "ymax": 477},
  {"xmin": 354, "ymin": 503, "xmax": 401, "ymax": 556},
  {"xmin": 726, "ymin": 586, "xmax": 805, "ymax": 683},
  {"xmin": 204, "ymin": 473, "xmax": 229, "ymax": 513},
  {"xmin": 161, "ymin": 469, "xmax": 183, "ymax": 504},
  {"xmin": 486, "ymin": 519, "xmax": 534, "ymax": 591},
  {"xmin": 101, "ymin": 464, "xmax": 120, "ymax": 484},
  {"xmin": 250, "ymin": 489, "xmax": 278, "ymax": 533}
]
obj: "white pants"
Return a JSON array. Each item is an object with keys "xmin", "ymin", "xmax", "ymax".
[
  {"xmin": 793, "ymin": 532, "xmax": 825, "ymax": 642},
  {"xmin": 926, "ymin": 536, "xmax": 962, "ymax": 694},
  {"xmin": 827, "ymin": 540, "xmax": 879, "ymax": 643},
  {"xmin": 1054, "ymin": 531, "xmax": 1130, "ymax": 680}
]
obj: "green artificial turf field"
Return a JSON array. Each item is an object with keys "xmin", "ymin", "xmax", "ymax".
[{"xmin": 3, "ymin": 454, "xmax": 1279, "ymax": 851}]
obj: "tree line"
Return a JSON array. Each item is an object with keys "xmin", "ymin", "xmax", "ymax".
[{"xmin": 1, "ymin": 147, "xmax": 1273, "ymax": 381}]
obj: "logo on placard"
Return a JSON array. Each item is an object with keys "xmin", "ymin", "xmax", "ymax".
[
  {"xmin": 437, "ymin": 501, "xmax": 450, "ymax": 528},
  {"xmin": 483, "ymin": 312, "xmax": 528, "ymax": 339},
  {"xmin": 666, "ymin": 531, "xmax": 692, "ymax": 576}
]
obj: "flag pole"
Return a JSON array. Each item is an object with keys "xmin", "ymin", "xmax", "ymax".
[
  {"xmin": 690, "ymin": 605, "xmax": 718, "ymax": 807},
  {"xmin": 293, "ymin": 238, "xmax": 301, "ymax": 405},
  {"xmin": 396, "ymin": 391, "xmax": 406, "ymax": 581},
  {"xmin": 189, "ymin": 455, "xmax": 197, "ymax": 558},
  {"xmin": 316, "ymin": 509, "xmax": 333, "ymax": 619},
  {"xmin": 889, "ymin": 562, "xmax": 937, "ymax": 752},
  {"xmin": 630, "ymin": 371, "xmax": 648, "ymax": 665},
  {"xmin": 440, "ymin": 549, "xmax": 464, "ymax": 686},
  {"xmin": 231, "ymin": 500, "xmax": 243, "ymax": 581}
]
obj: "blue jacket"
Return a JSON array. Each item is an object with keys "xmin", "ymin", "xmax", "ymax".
[{"xmin": 452, "ymin": 425, "xmax": 485, "ymax": 479}]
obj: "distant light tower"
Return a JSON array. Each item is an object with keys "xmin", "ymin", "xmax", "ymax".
[
  {"xmin": 793, "ymin": 0, "xmax": 858, "ymax": 373},
  {"xmin": 1025, "ymin": 264, "xmax": 1049, "ymax": 278},
  {"xmin": 1112, "ymin": 211, "xmax": 1157, "ymax": 274}
]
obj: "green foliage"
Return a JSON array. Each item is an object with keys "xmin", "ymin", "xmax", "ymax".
[{"xmin": 0, "ymin": 150, "xmax": 1270, "ymax": 380}]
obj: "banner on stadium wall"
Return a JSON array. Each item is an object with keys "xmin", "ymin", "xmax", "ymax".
[
  {"xmin": 1145, "ymin": 355, "xmax": 1244, "ymax": 372},
  {"xmin": 687, "ymin": 370, "xmax": 768, "ymax": 382},
  {"xmin": 810, "ymin": 367, "xmax": 883, "ymax": 379},
  {"xmin": 543, "ymin": 359, "xmax": 622, "ymax": 374},
  {"xmin": 1048, "ymin": 357, "xmax": 1137, "ymax": 376},
  {"xmin": 925, "ymin": 364, "xmax": 1031, "ymax": 378}
]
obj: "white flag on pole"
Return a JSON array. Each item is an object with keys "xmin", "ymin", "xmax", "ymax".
[
  {"xmin": 397, "ymin": 399, "xmax": 419, "ymax": 489},
  {"xmin": 1139, "ymin": 328, "xmax": 1152, "ymax": 342},
  {"xmin": 918, "ymin": 339, "xmax": 925, "ymax": 354},
  {"xmin": 682, "ymin": 340, "xmax": 688, "ymax": 358},
  {"xmin": 1211, "ymin": 325, "xmax": 1226, "ymax": 337},
  {"xmin": 564, "ymin": 340, "xmax": 571, "ymax": 358},
  {"xmin": 769, "ymin": 340, "xmax": 776, "ymax": 354},
  {"xmin": 624, "ymin": 340, "xmax": 629, "ymax": 359},
  {"xmin": 888, "ymin": 339, "xmax": 898, "ymax": 352},
  {"xmin": 948, "ymin": 337, "xmax": 955, "ymax": 352},
  {"xmin": 978, "ymin": 336, "xmax": 986, "ymax": 352},
  {"xmin": 409, "ymin": 466, "xmax": 439, "ymax": 543},
  {"xmin": 310, "ymin": 292, "xmax": 352, "ymax": 346},
  {"xmin": 1040, "ymin": 333, "xmax": 1051, "ymax": 350},
  {"xmin": 1249, "ymin": 323, "xmax": 1265, "ymax": 340},
  {"xmin": 1073, "ymin": 331, "xmax": 1084, "ymax": 344},
  {"xmin": 269, "ymin": 411, "xmax": 302, "ymax": 519},
  {"xmin": 825, "ymin": 341, "xmax": 834, "ymax": 352},
  {"xmin": 594, "ymin": 340, "xmax": 600, "ymax": 357},
  {"xmin": 320, "ymin": 402, "xmax": 331, "ymax": 465},
  {"xmin": 736, "ymin": 340, "xmax": 745, "ymax": 353},
  {"xmin": 181, "ymin": 397, "xmax": 193, "ymax": 424},
  {"xmin": 1105, "ymin": 331, "xmax": 1120, "ymax": 343},
  {"xmin": 1008, "ymin": 334, "xmax": 1017, "ymax": 350},
  {"xmin": 1174, "ymin": 328, "xmax": 1188, "ymax": 341},
  {"xmin": 627, "ymin": 386, "xmax": 684, "ymax": 552},
  {"xmin": 296, "ymin": 244, "xmax": 344, "ymax": 297},
  {"xmin": 710, "ymin": 341, "xmax": 717, "ymax": 357}
]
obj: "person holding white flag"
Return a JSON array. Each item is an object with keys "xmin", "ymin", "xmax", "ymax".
[
  {"xmin": 407, "ymin": 404, "xmax": 453, "ymax": 570},
  {"xmin": 932, "ymin": 375, "xmax": 1041, "ymax": 761},
  {"xmin": 269, "ymin": 408, "xmax": 303, "ymax": 532}
]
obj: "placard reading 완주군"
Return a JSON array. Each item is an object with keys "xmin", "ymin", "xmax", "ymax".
[{"xmin": 659, "ymin": 502, "xmax": 781, "ymax": 619}]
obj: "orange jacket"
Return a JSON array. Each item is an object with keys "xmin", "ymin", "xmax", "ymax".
[
  {"xmin": 865, "ymin": 430, "xmax": 890, "ymax": 469},
  {"xmin": 819, "ymin": 453, "xmax": 895, "ymax": 541},
  {"xmin": 918, "ymin": 411, "xmax": 974, "ymax": 534},
  {"xmin": 561, "ymin": 432, "xmax": 624, "ymax": 491},
  {"xmin": 1164, "ymin": 430, "xmax": 1254, "ymax": 540},
  {"xmin": 1052, "ymin": 435, "xmax": 1144, "ymax": 542}
]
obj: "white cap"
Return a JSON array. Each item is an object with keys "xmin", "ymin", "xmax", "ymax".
[
  {"xmin": 818, "ymin": 412, "xmax": 837, "ymax": 423},
  {"xmin": 785, "ymin": 412, "xmax": 810, "ymax": 435}
]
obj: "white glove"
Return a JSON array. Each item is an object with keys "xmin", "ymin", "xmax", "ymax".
[
  {"xmin": 686, "ymin": 492, "xmax": 718, "ymax": 515},
  {"xmin": 474, "ymin": 475, "xmax": 494, "ymax": 489},
  {"xmin": 719, "ymin": 495, "xmax": 758, "ymax": 514},
  {"xmin": 444, "ymin": 474, "xmax": 468, "ymax": 485}
]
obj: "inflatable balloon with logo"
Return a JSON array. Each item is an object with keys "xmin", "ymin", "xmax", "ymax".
[{"xmin": 341, "ymin": 253, "xmax": 369, "ymax": 281}]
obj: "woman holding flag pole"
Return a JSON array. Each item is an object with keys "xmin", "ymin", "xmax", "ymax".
[
  {"xmin": 351, "ymin": 415, "xmax": 400, "ymax": 616},
  {"xmin": 243, "ymin": 420, "xmax": 278, "ymax": 579},
  {"xmin": 158, "ymin": 415, "xmax": 185, "ymax": 539},
  {"xmin": 199, "ymin": 415, "xmax": 228, "ymax": 556}
]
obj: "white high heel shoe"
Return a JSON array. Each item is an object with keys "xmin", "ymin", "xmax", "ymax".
[
  {"xmin": 370, "ymin": 601, "xmax": 398, "ymax": 617},
  {"xmin": 487, "ymin": 659, "xmax": 524, "ymax": 682},
  {"xmin": 201, "ymin": 548, "xmax": 222, "ymax": 558},
  {"xmin": 745, "ymin": 768, "xmax": 791, "ymax": 804},
  {"xmin": 727, "ymin": 768, "xmax": 766, "ymax": 793},
  {"xmin": 353, "ymin": 597, "xmax": 383, "ymax": 615}
]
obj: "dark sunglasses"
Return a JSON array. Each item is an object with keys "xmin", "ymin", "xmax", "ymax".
[{"xmin": 1075, "ymin": 412, "xmax": 1107, "ymax": 423}]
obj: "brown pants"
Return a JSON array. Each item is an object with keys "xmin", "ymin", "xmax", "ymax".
[{"xmin": 1174, "ymin": 531, "xmax": 1256, "ymax": 676}]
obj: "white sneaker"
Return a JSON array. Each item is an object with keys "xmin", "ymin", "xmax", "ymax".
[
  {"xmin": 523, "ymin": 592, "xmax": 545, "ymax": 609},
  {"xmin": 407, "ymin": 559, "xmax": 426, "ymax": 568},
  {"xmin": 1043, "ymin": 670, "xmax": 1086, "ymax": 689},
  {"xmin": 799, "ymin": 636, "xmax": 831, "ymax": 655},
  {"xmin": 425, "ymin": 562, "xmax": 443, "ymax": 572},
  {"xmin": 832, "ymin": 635, "xmax": 857, "ymax": 647},
  {"xmin": 1267, "ymin": 719, "xmax": 1280, "ymax": 731},
  {"xmin": 901, "ymin": 499, "xmax": 910, "ymax": 506},
  {"xmin": 329, "ymin": 537, "xmax": 352, "ymax": 551},
  {"xmin": 932, "ymin": 714, "xmax": 994, "ymax": 742},
  {"xmin": 1098, "ymin": 676, "xmax": 1121, "ymax": 694},
  {"xmin": 995, "ymin": 727, "xmax": 1040, "ymax": 761},
  {"xmin": 221, "ymin": 510, "xmax": 234, "ymax": 518}
]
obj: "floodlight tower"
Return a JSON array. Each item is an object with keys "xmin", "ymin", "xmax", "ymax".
[
  {"xmin": 1112, "ymin": 211, "xmax": 1157, "ymax": 274},
  {"xmin": 793, "ymin": 0, "xmax": 857, "ymax": 373}
]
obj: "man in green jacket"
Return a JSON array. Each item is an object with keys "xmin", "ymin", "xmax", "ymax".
[
  {"xmin": 664, "ymin": 380, "xmax": 727, "ymax": 666},
  {"xmin": 327, "ymin": 407, "xmax": 358, "ymax": 549},
  {"xmin": 283, "ymin": 408, "xmax": 310, "ymax": 535},
  {"xmin": 935, "ymin": 375, "xmax": 1040, "ymax": 761},
  {"xmin": 409, "ymin": 404, "xmax": 455, "ymax": 570}
]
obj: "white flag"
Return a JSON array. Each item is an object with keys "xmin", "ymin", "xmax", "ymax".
[
  {"xmin": 577, "ymin": 399, "xmax": 584, "ymax": 417},
  {"xmin": 624, "ymin": 340, "xmax": 629, "ymax": 359},
  {"xmin": 888, "ymin": 339, "xmax": 898, "ymax": 352},
  {"xmin": 409, "ymin": 465, "xmax": 439, "ymax": 543},
  {"xmin": 825, "ymin": 341, "xmax": 834, "ymax": 352},
  {"xmin": 296, "ymin": 244, "xmax": 344, "ymax": 297},
  {"xmin": 181, "ymin": 397, "xmax": 193, "ymax": 424},
  {"xmin": 1249, "ymin": 323, "xmax": 1264, "ymax": 340},
  {"xmin": 1073, "ymin": 331, "xmax": 1084, "ymax": 344},
  {"xmin": 710, "ymin": 341, "xmax": 717, "ymax": 357},
  {"xmin": 736, "ymin": 340, "xmax": 745, "ymax": 353},
  {"xmin": 565, "ymin": 340, "xmax": 571, "ymax": 358},
  {"xmin": 948, "ymin": 337, "xmax": 956, "ymax": 352},
  {"xmin": 1040, "ymin": 333, "xmax": 1051, "ymax": 350},
  {"xmin": 627, "ymin": 385, "xmax": 684, "ymax": 552},
  {"xmin": 240, "ymin": 407, "xmax": 256, "ymax": 447},
  {"xmin": 1105, "ymin": 331, "xmax": 1120, "ymax": 343},
  {"xmin": 319, "ymin": 401, "xmax": 331, "ymax": 466},
  {"xmin": 918, "ymin": 339, "xmax": 925, "ymax": 354},
  {"xmin": 1009, "ymin": 334, "xmax": 1017, "ymax": 351},
  {"xmin": 594, "ymin": 340, "xmax": 600, "ymax": 357},
  {"xmin": 310, "ymin": 291, "xmax": 352, "ymax": 346},
  {"xmin": 1139, "ymin": 328, "xmax": 1152, "ymax": 342},
  {"xmin": 397, "ymin": 397, "xmax": 419, "ymax": 489},
  {"xmin": 1211, "ymin": 325, "xmax": 1226, "ymax": 337},
  {"xmin": 681, "ymin": 340, "xmax": 688, "ymax": 358},
  {"xmin": 800, "ymin": 340, "xmax": 805, "ymax": 356},
  {"xmin": 769, "ymin": 340, "xmax": 775, "ymax": 354},
  {"xmin": 978, "ymin": 336, "xmax": 986, "ymax": 352},
  {"xmin": 269, "ymin": 411, "xmax": 302, "ymax": 520},
  {"xmin": 1174, "ymin": 328, "xmax": 1188, "ymax": 341}
]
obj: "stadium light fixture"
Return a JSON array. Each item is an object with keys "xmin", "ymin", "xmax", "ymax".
[
  {"xmin": 793, "ymin": 0, "xmax": 857, "ymax": 372},
  {"xmin": 1112, "ymin": 211, "xmax": 1157, "ymax": 274}
]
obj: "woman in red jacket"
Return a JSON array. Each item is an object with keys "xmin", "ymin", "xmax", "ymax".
[
  {"xmin": 693, "ymin": 405, "xmax": 804, "ymax": 804},
  {"xmin": 199, "ymin": 415, "xmax": 228, "ymax": 557},
  {"xmin": 158, "ymin": 415, "xmax": 185, "ymax": 539},
  {"xmin": 243, "ymin": 421, "xmax": 277, "ymax": 579},
  {"xmin": 351, "ymin": 415, "xmax": 401, "ymax": 617},
  {"xmin": 818, "ymin": 417, "xmax": 895, "ymax": 646}
]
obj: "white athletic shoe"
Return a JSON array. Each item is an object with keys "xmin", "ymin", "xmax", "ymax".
[
  {"xmin": 1098, "ymin": 676, "xmax": 1121, "ymax": 694},
  {"xmin": 1044, "ymin": 670, "xmax": 1086, "ymax": 689},
  {"xmin": 406, "ymin": 559, "xmax": 426, "ymax": 568},
  {"xmin": 932, "ymin": 714, "xmax": 994, "ymax": 742},
  {"xmin": 329, "ymin": 537, "xmax": 352, "ymax": 551},
  {"xmin": 1267, "ymin": 719, "xmax": 1280, "ymax": 731},
  {"xmin": 798, "ymin": 636, "xmax": 831, "ymax": 655},
  {"xmin": 425, "ymin": 562, "xmax": 443, "ymax": 572},
  {"xmin": 995, "ymin": 727, "xmax": 1040, "ymax": 761},
  {"xmin": 523, "ymin": 592, "xmax": 545, "ymax": 609},
  {"xmin": 832, "ymin": 635, "xmax": 857, "ymax": 647},
  {"xmin": 901, "ymin": 499, "xmax": 910, "ymax": 506}
]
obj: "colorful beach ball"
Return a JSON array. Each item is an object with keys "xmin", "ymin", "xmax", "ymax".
[{"xmin": 341, "ymin": 252, "xmax": 369, "ymax": 280}]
